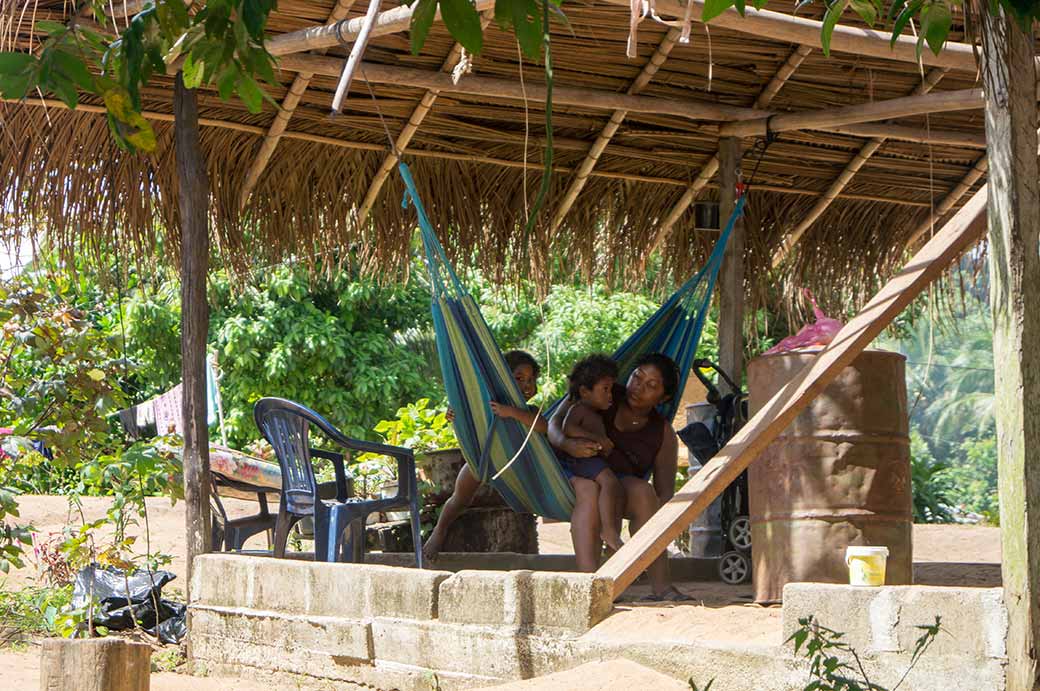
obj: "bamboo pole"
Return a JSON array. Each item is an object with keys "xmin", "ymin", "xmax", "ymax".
[
  {"xmin": 603, "ymin": 0, "xmax": 979, "ymax": 72},
  {"xmin": 279, "ymin": 54, "xmax": 769, "ymax": 122},
  {"xmin": 355, "ymin": 14, "xmax": 493, "ymax": 228},
  {"xmin": 549, "ymin": 28, "xmax": 682, "ymax": 233},
  {"xmin": 904, "ymin": 155, "xmax": 989, "ymax": 250},
  {"xmin": 238, "ymin": 0, "xmax": 358, "ymax": 211},
  {"xmin": 770, "ymin": 67, "xmax": 948, "ymax": 268},
  {"xmin": 5, "ymin": 96, "xmax": 936, "ymax": 208},
  {"xmin": 266, "ymin": 0, "xmax": 496, "ymax": 56},
  {"xmin": 720, "ymin": 87, "xmax": 985, "ymax": 138},
  {"xmin": 596, "ymin": 184, "xmax": 989, "ymax": 599},
  {"xmin": 330, "ymin": 0, "xmax": 382, "ymax": 114},
  {"xmin": 643, "ymin": 44, "xmax": 812, "ymax": 261},
  {"xmin": 821, "ymin": 123, "xmax": 986, "ymax": 148}
]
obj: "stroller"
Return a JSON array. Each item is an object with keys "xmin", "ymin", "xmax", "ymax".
[{"xmin": 677, "ymin": 358, "xmax": 752, "ymax": 585}]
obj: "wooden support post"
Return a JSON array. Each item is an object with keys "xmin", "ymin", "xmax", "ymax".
[
  {"xmin": 40, "ymin": 638, "xmax": 151, "ymax": 691},
  {"xmin": 717, "ymin": 137, "xmax": 745, "ymax": 386},
  {"xmin": 174, "ymin": 73, "xmax": 212, "ymax": 602},
  {"xmin": 980, "ymin": 9, "xmax": 1040, "ymax": 690},
  {"xmin": 596, "ymin": 184, "xmax": 988, "ymax": 599}
]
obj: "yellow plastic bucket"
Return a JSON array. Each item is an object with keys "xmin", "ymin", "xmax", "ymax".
[{"xmin": 845, "ymin": 546, "xmax": 889, "ymax": 586}]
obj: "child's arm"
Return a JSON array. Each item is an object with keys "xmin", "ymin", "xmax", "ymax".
[
  {"xmin": 489, "ymin": 401, "xmax": 548, "ymax": 434},
  {"xmin": 563, "ymin": 405, "xmax": 614, "ymax": 453}
]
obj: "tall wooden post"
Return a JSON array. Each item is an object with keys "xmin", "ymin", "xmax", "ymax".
[
  {"xmin": 174, "ymin": 73, "xmax": 212, "ymax": 599},
  {"xmin": 717, "ymin": 137, "xmax": 745, "ymax": 387},
  {"xmin": 980, "ymin": 10, "xmax": 1040, "ymax": 691}
]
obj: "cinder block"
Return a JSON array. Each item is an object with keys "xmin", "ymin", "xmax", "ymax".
[
  {"xmin": 526, "ymin": 572, "xmax": 614, "ymax": 633},
  {"xmin": 307, "ymin": 561, "xmax": 371, "ymax": 620},
  {"xmin": 782, "ymin": 584, "xmax": 1007, "ymax": 661},
  {"xmin": 439, "ymin": 570, "xmax": 518, "ymax": 626},
  {"xmin": 371, "ymin": 618, "xmax": 531, "ymax": 678},
  {"xmin": 190, "ymin": 554, "xmax": 255, "ymax": 608},
  {"xmin": 364, "ymin": 563, "xmax": 451, "ymax": 620}
]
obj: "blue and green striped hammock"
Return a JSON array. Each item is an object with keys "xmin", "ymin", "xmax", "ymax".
[{"xmin": 399, "ymin": 162, "xmax": 745, "ymax": 521}]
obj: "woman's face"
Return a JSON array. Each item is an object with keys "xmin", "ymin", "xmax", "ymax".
[
  {"xmin": 512, "ymin": 364, "xmax": 538, "ymax": 401},
  {"xmin": 625, "ymin": 364, "xmax": 669, "ymax": 409}
]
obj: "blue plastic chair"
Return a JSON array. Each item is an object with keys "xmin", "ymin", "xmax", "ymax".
[{"xmin": 254, "ymin": 397, "xmax": 423, "ymax": 568}]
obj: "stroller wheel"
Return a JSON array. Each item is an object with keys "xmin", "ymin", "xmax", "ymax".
[
  {"xmin": 718, "ymin": 550, "xmax": 751, "ymax": 585},
  {"xmin": 728, "ymin": 516, "xmax": 752, "ymax": 552}
]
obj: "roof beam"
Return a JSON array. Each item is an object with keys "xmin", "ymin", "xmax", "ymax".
[
  {"xmin": 238, "ymin": 0, "xmax": 358, "ymax": 212},
  {"xmin": 266, "ymin": 0, "xmax": 496, "ymax": 56},
  {"xmin": 355, "ymin": 14, "xmax": 493, "ymax": 228},
  {"xmin": 603, "ymin": 0, "xmax": 979, "ymax": 72},
  {"xmin": 903, "ymin": 154, "xmax": 988, "ymax": 250},
  {"xmin": 770, "ymin": 67, "xmax": 948, "ymax": 268},
  {"xmin": 643, "ymin": 44, "xmax": 812, "ymax": 260},
  {"xmin": 279, "ymin": 54, "xmax": 770, "ymax": 122},
  {"xmin": 821, "ymin": 123, "xmax": 985, "ymax": 148},
  {"xmin": 719, "ymin": 87, "xmax": 985, "ymax": 138},
  {"xmin": 549, "ymin": 28, "xmax": 683, "ymax": 233}
]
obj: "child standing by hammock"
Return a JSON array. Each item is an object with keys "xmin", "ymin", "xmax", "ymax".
[{"xmin": 556, "ymin": 355, "xmax": 626, "ymax": 552}]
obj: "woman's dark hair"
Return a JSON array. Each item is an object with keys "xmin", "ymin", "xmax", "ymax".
[
  {"xmin": 633, "ymin": 352, "xmax": 680, "ymax": 399},
  {"xmin": 504, "ymin": 350, "xmax": 541, "ymax": 379},
  {"xmin": 567, "ymin": 354, "xmax": 619, "ymax": 401}
]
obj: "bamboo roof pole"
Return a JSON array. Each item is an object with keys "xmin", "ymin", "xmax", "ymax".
[
  {"xmin": 903, "ymin": 155, "xmax": 989, "ymax": 250},
  {"xmin": 769, "ymin": 67, "xmax": 948, "ymax": 268},
  {"xmin": 822, "ymin": 123, "xmax": 985, "ymax": 148},
  {"xmin": 548, "ymin": 28, "xmax": 683, "ymax": 233},
  {"xmin": 602, "ymin": 0, "xmax": 979, "ymax": 72},
  {"xmin": 642, "ymin": 44, "xmax": 812, "ymax": 263},
  {"xmin": 355, "ymin": 13, "xmax": 494, "ymax": 228},
  {"xmin": 238, "ymin": 0, "xmax": 358, "ymax": 212},
  {"xmin": 266, "ymin": 0, "xmax": 496, "ymax": 56}
]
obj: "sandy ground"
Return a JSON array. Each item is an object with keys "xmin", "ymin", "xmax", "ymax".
[
  {"xmin": 478, "ymin": 659, "xmax": 692, "ymax": 691},
  {"xmin": 1, "ymin": 496, "xmax": 1004, "ymax": 689}
]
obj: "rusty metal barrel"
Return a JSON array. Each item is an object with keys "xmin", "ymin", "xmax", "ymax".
[{"xmin": 747, "ymin": 349, "xmax": 913, "ymax": 603}]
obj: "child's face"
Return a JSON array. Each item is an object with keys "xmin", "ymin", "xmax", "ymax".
[
  {"xmin": 512, "ymin": 364, "xmax": 538, "ymax": 401},
  {"xmin": 580, "ymin": 376, "xmax": 615, "ymax": 411}
]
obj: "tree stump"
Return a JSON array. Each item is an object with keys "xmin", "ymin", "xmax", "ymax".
[{"xmin": 39, "ymin": 638, "xmax": 151, "ymax": 691}]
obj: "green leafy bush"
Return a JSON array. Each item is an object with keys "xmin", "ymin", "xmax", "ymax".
[{"xmin": 910, "ymin": 431, "xmax": 953, "ymax": 523}]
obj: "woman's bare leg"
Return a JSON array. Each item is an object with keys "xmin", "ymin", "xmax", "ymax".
[
  {"xmin": 621, "ymin": 476, "xmax": 671, "ymax": 595},
  {"xmin": 570, "ymin": 477, "xmax": 602, "ymax": 572},
  {"xmin": 595, "ymin": 470, "xmax": 624, "ymax": 551},
  {"xmin": 423, "ymin": 465, "xmax": 481, "ymax": 560}
]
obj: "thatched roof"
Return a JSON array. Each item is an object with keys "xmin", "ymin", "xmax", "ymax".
[{"xmin": 0, "ymin": 0, "xmax": 987, "ymax": 310}]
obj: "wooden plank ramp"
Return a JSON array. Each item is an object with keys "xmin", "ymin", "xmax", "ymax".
[{"xmin": 597, "ymin": 185, "xmax": 990, "ymax": 599}]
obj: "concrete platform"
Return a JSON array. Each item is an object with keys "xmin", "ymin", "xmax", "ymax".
[{"xmin": 189, "ymin": 554, "xmax": 1007, "ymax": 691}]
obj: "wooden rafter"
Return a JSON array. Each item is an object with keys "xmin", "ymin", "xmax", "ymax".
[
  {"xmin": 643, "ymin": 44, "xmax": 812, "ymax": 261},
  {"xmin": 770, "ymin": 67, "xmax": 948, "ymax": 268},
  {"xmin": 903, "ymin": 154, "xmax": 988, "ymax": 250},
  {"xmin": 548, "ymin": 28, "xmax": 682, "ymax": 233},
  {"xmin": 237, "ymin": 0, "xmax": 358, "ymax": 211},
  {"xmin": 355, "ymin": 14, "xmax": 493, "ymax": 228},
  {"xmin": 597, "ymin": 184, "xmax": 989, "ymax": 599}
]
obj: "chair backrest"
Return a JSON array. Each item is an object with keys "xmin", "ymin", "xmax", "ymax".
[{"xmin": 254, "ymin": 398, "xmax": 322, "ymax": 515}]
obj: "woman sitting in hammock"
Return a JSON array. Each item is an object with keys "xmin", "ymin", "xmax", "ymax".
[
  {"xmin": 422, "ymin": 350, "xmax": 603, "ymax": 566},
  {"xmin": 550, "ymin": 352, "xmax": 690, "ymax": 601}
]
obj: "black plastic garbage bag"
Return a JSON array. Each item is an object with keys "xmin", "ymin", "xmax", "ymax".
[{"xmin": 72, "ymin": 564, "xmax": 186, "ymax": 644}]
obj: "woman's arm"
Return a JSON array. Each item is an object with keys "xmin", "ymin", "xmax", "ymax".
[
  {"xmin": 652, "ymin": 426, "xmax": 679, "ymax": 503},
  {"xmin": 489, "ymin": 401, "xmax": 547, "ymax": 434}
]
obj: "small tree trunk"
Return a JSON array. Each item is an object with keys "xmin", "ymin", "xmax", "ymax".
[
  {"xmin": 718, "ymin": 136, "xmax": 745, "ymax": 386},
  {"xmin": 980, "ymin": 9, "xmax": 1040, "ymax": 691},
  {"xmin": 39, "ymin": 638, "xmax": 151, "ymax": 691},
  {"xmin": 174, "ymin": 72, "xmax": 212, "ymax": 598}
]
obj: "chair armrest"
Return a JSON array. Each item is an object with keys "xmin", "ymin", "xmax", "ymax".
[{"xmin": 310, "ymin": 448, "xmax": 350, "ymax": 503}]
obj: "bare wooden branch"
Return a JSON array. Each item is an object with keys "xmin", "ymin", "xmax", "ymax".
[
  {"xmin": 331, "ymin": 0, "xmax": 382, "ymax": 114},
  {"xmin": 238, "ymin": 0, "xmax": 358, "ymax": 211},
  {"xmin": 549, "ymin": 28, "xmax": 682, "ymax": 232},
  {"xmin": 643, "ymin": 44, "xmax": 812, "ymax": 261},
  {"xmin": 596, "ymin": 184, "xmax": 989, "ymax": 599},
  {"xmin": 770, "ymin": 68, "xmax": 948, "ymax": 268},
  {"xmin": 355, "ymin": 14, "xmax": 493, "ymax": 228}
]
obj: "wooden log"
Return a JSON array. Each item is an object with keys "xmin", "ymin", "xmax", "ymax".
[
  {"xmin": 643, "ymin": 44, "xmax": 811, "ymax": 263},
  {"xmin": 822, "ymin": 122, "xmax": 986, "ymax": 148},
  {"xmin": 596, "ymin": 183, "xmax": 989, "ymax": 599},
  {"xmin": 266, "ymin": 0, "xmax": 496, "ymax": 56},
  {"xmin": 174, "ymin": 74, "xmax": 212, "ymax": 605},
  {"xmin": 603, "ymin": 0, "xmax": 979, "ymax": 72},
  {"xmin": 720, "ymin": 87, "xmax": 986, "ymax": 138},
  {"xmin": 549, "ymin": 28, "xmax": 682, "ymax": 233},
  {"xmin": 771, "ymin": 68, "xmax": 948, "ymax": 268},
  {"xmin": 40, "ymin": 638, "xmax": 151, "ymax": 691},
  {"xmin": 980, "ymin": 9, "xmax": 1040, "ymax": 690},
  {"xmin": 717, "ymin": 137, "xmax": 745, "ymax": 384}
]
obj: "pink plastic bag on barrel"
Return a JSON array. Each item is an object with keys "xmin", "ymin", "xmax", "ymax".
[{"xmin": 764, "ymin": 290, "xmax": 843, "ymax": 354}]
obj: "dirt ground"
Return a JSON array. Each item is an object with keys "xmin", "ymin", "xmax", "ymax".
[{"xmin": 1, "ymin": 495, "xmax": 1004, "ymax": 689}]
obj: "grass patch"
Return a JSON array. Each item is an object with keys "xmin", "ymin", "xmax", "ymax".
[{"xmin": 0, "ymin": 584, "xmax": 73, "ymax": 640}]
